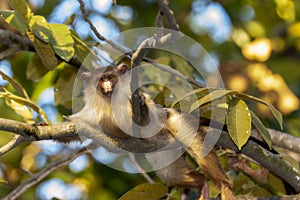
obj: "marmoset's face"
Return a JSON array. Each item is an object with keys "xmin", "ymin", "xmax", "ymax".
[
  {"xmin": 96, "ymin": 71, "xmax": 119, "ymax": 97},
  {"xmin": 93, "ymin": 63, "xmax": 128, "ymax": 97}
]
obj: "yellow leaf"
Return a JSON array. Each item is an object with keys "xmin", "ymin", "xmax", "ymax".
[
  {"xmin": 227, "ymin": 98, "xmax": 251, "ymax": 150},
  {"xmin": 4, "ymin": 98, "xmax": 35, "ymax": 124},
  {"xmin": 119, "ymin": 183, "xmax": 167, "ymax": 200}
]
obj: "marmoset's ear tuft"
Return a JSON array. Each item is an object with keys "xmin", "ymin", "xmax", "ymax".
[{"xmin": 116, "ymin": 63, "xmax": 128, "ymax": 74}]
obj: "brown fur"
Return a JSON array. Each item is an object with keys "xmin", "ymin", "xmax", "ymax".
[{"xmin": 70, "ymin": 63, "xmax": 235, "ymax": 199}]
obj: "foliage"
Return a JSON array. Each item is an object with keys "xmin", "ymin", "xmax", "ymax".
[{"xmin": 0, "ymin": 0, "xmax": 300, "ymax": 199}]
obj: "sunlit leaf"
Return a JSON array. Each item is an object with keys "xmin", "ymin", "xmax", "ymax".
[
  {"xmin": 27, "ymin": 54, "xmax": 50, "ymax": 81},
  {"xmin": 7, "ymin": 0, "xmax": 32, "ymax": 20},
  {"xmin": 237, "ymin": 93, "xmax": 283, "ymax": 129},
  {"xmin": 171, "ymin": 87, "xmax": 210, "ymax": 108},
  {"xmin": 189, "ymin": 89, "xmax": 232, "ymax": 112},
  {"xmin": 227, "ymin": 98, "xmax": 251, "ymax": 150},
  {"xmin": 232, "ymin": 172, "xmax": 252, "ymax": 193},
  {"xmin": 172, "ymin": 88, "xmax": 282, "ymax": 131},
  {"xmin": 119, "ymin": 183, "xmax": 168, "ymax": 200},
  {"xmin": 29, "ymin": 15, "xmax": 52, "ymax": 42},
  {"xmin": 266, "ymin": 173, "xmax": 286, "ymax": 196},
  {"xmin": 0, "ymin": 88, "xmax": 51, "ymax": 124},
  {"xmin": 201, "ymin": 106, "xmax": 228, "ymax": 124},
  {"xmin": 3, "ymin": 95, "xmax": 35, "ymax": 124},
  {"xmin": 155, "ymin": 57, "xmax": 171, "ymax": 65},
  {"xmin": 71, "ymin": 31, "xmax": 97, "ymax": 69},
  {"xmin": 49, "ymin": 24, "xmax": 75, "ymax": 62},
  {"xmin": 250, "ymin": 111, "xmax": 272, "ymax": 149},
  {"xmin": 0, "ymin": 70, "xmax": 29, "ymax": 99},
  {"xmin": 27, "ymin": 31, "xmax": 58, "ymax": 70},
  {"xmin": 0, "ymin": 10, "xmax": 27, "ymax": 34}
]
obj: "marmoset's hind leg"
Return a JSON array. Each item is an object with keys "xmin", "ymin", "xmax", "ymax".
[
  {"xmin": 188, "ymin": 136, "xmax": 235, "ymax": 200},
  {"xmin": 165, "ymin": 109, "xmax": 235, "ymax": 199},
  {"xmin": 156, "ymin": 157, "xmax": 206, "ymax": 189}
]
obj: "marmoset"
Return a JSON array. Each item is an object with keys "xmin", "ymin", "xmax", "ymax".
[{"xmin": 70, "ymin": 63, "xmax": 235, "ymax": 200}]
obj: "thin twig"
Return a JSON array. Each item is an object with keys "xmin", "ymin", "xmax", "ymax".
[
  {"xmin": 155, "ymin": 9, "xmax": 164, "ymax": 28},
  {"xmin": 21, "ymin": 167, "xmax": 34, "ymax": 177},
  {"xmin": 155, "ymin": 8, "xmax": 164, "ymax": 39},
  {"xmin": 156, "ymin": 0, "xmax": 179, "ymax": 31},
  {"xmin": 77, "ymin": 0, "xmax": 128, "ymax": 54},
  {"xmin": 145, "ymin": 59, "xmax": 205, "ymax": 88},
  {"xmin": 2, "ymin": 147, "xmax": 88, "ymax": 200},
  {"xmin": 0, "ymin": 29, "xmax": 34, "ymax": 50},
  {"xmin": 129, "ymin": 153, "xmax": 154, "ymax": 183},
  {"xmin": 0, "ymin": 135, "xmax": 24, "ymax": 155},
  {"xmin": 0, "ymin": 45, "xmax": 21, "ymax": 60}
]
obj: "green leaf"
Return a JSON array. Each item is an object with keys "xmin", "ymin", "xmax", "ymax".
[
  {"xmin": 119, "ymin": 183, "xmax": 168, "ymax": 200},
  {"xmin": 27, "ymin": 54, "xmax": 50, "ymax": 81},
  {"xmin": 0, "ymin": 71, "xmax": 29, "ymax": 99},
  {"xmin": 171, "ymin": 87, "xmax": 210, "ymax": 108},
  {"xmin": 71, "ymin": 31, "xmax": 92, "ymax": 61},
  {"xmin": 0, "ymin": 10, "xmax": 28, "ymax": 34},
  {"xmin": 189, "ymin": 89, "xmax": 233, "ymax": 112},
  {"xmin": 227, "ymin": 98, "xmax": 251, "ymax": 150},
  {"xmin": 7, "ymin": 0, "xmax": 32, "ymax": 20},
  {"xmin": 54, "ymin": 65, "xmax": 77, "ymax": 108},
  {"xmin": 49, "ymin": 24, "xmax": 75, "ymax": 61},
  {"xmin": 237, "ymin": 93, "xmax": 283, "ymax": 129},
  {"xmin": 27, "ymin": 31, "xmax": 58, "ymax": 70},
  {"xmin": 2, "ymin": 93, "xmax": 35, "ymax": 124},
  {"xmin": 266, "ymin": 173, "xmax": 286, "ymax": 196},
  {"xmin": 29, "ymin": 15, "xmax": 52, "ymax": 42},
  {"xmin": 0, "ymin": 88, "xmax": 51, "ymax": 124},
  {"xmin": 250, "ymin": 111, "xmax": 272, "ymax": 149},
  {"xmin": 71, "ymin": 31, "xmax": 97, "ymax": 69},
  {"xmin": 201, "ymin": 106, "xmax": 228, "ymax": 124}
]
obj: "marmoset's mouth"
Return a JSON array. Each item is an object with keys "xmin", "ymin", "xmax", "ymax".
[{"xmin": 102, "ymin": 90, "xmax": 113, "ymax": 97}]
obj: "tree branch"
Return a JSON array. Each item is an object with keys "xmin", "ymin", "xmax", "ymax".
[
  {"xmin": 252, "ymin": 128, "xmax": 300, "ymax": 154},
  {"xmin": 215, "ymin": 127, "xmax": 300, "ymax": 192},
  {"xmin": 0, "ymin": 135, "xmax": 24, "ymax": 155},
  {"xmin": 0, "ymin": 29, "xmax": 34, "ymax": 50},
  {"xmin": 2, "ymin": 147, "xmax": 88, "ymax": 200},
  {"xmin": 0, "ymin": 117, "xmax": 299, "ymax": 192}
]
